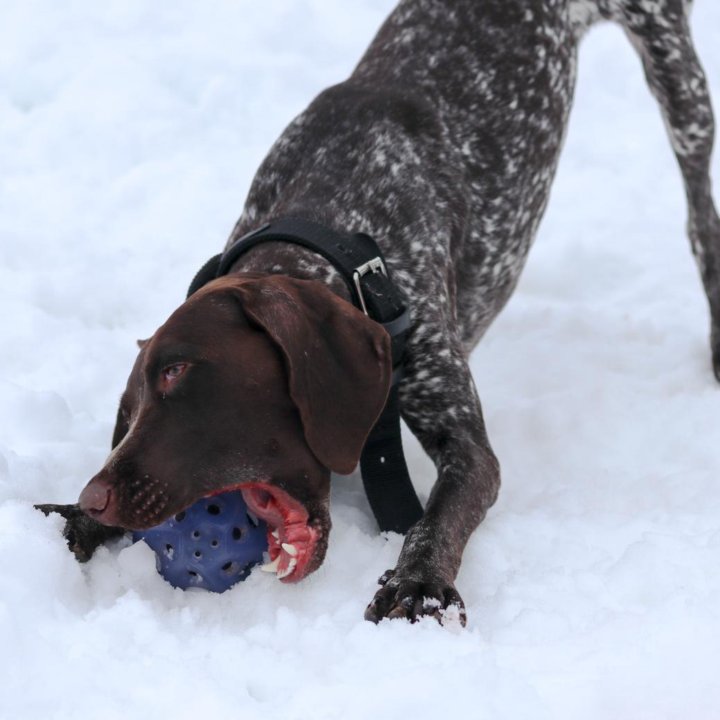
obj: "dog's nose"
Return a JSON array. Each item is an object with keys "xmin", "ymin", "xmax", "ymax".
[{"xmin": 79, "ymin": 477, "xmax": 113, "ymax": 516}]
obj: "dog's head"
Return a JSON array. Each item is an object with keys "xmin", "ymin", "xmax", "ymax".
[{"xmin": 78, "ymin": 274, "xmax": 391, "ymax": 581}]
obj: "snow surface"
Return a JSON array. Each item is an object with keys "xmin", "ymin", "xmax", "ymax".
[{"xmin": 2, "ymin": 1, "xmax": 719, "ymax": 718}]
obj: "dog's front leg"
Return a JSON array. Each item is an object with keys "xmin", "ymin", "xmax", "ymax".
[
  {"xmin": 35, "ymin": 503, "xmax": 126, "ymax": 562},
  {"xmin": 364, "ymin": 345, "xmax": 500, "ymax": 626}
]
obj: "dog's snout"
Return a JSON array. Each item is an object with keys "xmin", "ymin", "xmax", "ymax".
[{"xmin": 79, "ymin": 477, "xmax": 113, "ymax": 517}]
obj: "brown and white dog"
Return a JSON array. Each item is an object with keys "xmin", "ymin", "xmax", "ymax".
[{"xmin": 39, "ymin": 0, "xmax": 720, "ymax": 625}]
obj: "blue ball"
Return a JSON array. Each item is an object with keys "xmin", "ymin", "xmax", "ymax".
[{"xmin": 133, "ymin": 490, "xmax": 268, "ymax": 592}]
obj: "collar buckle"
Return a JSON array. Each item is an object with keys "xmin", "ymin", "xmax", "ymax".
[{"xmin": 352, "ymin": 257, "xmax": 387, "ymax": 315}]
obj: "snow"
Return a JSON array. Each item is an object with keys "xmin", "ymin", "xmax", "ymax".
[{"xmin": 1, "ymin": 1, "xmax": 719, "ymax": 718}]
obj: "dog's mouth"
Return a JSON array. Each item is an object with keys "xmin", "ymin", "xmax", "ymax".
[
  {"xmin": 233, "ymin": 482, "xmax": 323, "ymax": 583},
  {"xmin": 81, "ymin": 474, "xmax": 326, "ymax": 583}
]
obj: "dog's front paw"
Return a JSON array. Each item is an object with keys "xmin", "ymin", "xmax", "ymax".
[
  {"xmin": 364, "ymin": 568, "xmax": 467, "ymax": 627},
  {"xmin": 35, "ymin": 503, "xmax": 126, "ymax": 562}
]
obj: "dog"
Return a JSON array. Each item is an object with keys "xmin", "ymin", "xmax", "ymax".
[{"xmin": 38, "ymin": 0, "xmax": 720, "ymax": 625}]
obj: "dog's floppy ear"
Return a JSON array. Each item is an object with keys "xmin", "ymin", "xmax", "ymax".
[{"xmin": 233, "ymin": 275, "xmax": 392, "ymax": 474}]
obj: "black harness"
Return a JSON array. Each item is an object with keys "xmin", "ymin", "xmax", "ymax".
[{"xmin": 187, "ymin": 217, "xmax": 423, "ymax": 534}]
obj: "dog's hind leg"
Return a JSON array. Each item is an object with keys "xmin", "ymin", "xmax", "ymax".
[{"xmin": 613, "ymin": 0, "xmax": 720, "ymax": 379}]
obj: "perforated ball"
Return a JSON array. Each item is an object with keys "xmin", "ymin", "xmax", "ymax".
[{"xmin": 133, "ymin": 490, "xmax": 268, "ymax": 592}]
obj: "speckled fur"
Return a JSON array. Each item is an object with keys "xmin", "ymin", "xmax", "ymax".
[{"xmin": 224, "ymin": 0, "xmax": 719, "ymax": 623}]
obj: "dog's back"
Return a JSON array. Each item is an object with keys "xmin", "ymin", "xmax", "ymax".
[{"xmin": 235, "ymin": 0, "xmax": 718, "ymax": 365}]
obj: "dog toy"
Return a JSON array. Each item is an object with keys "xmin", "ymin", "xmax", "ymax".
[{"xmin": 133, "ymin": 490, "xmax": 268, "ymax": 592}]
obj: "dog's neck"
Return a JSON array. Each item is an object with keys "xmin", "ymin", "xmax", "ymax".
[{"xmin": 225, "ymin": 213, "xmax": 355, "ymax": 304}]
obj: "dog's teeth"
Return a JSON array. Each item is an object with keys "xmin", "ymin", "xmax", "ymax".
[
  {"xmin": 260, "ymin": 556, "xmax": 281, "ymax": 573},
  {"xmin": 271, "ymin": 530, "xmax": 280, "ymax": 540},
  {"xmin": 277, "ymin": 558, "xmax": 297, "ymax": 580},
  {"xmin": 281, "ymin": 542, "xmax": 298, "ymax": 557}
]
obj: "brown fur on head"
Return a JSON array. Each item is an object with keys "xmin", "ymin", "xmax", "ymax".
[{"xmin": 78, "ymin": 274, "xmax": 391, "ymax": 581}]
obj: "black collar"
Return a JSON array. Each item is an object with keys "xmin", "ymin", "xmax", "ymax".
[{"xmin": 188, "ymin": 216, "xmax": 411, "ymax": 377}]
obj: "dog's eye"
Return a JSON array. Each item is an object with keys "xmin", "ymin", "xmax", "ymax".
[{"xmin": 161, "ymin": 363, "xmax": 188, "ymax": 385}]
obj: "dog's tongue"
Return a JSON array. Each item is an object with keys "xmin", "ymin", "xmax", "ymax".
[{"xmin": 238, "ymin": 483, "xmax": 318, "ymax": 582}]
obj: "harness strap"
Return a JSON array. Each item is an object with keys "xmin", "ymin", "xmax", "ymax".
[
  {"xmin": 187, "ymin": 217, "xmax": 423, "ymax": 534},
  {"xmin": 360, "ymin": 384, "xmax": 422, "ymax": 533}
]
